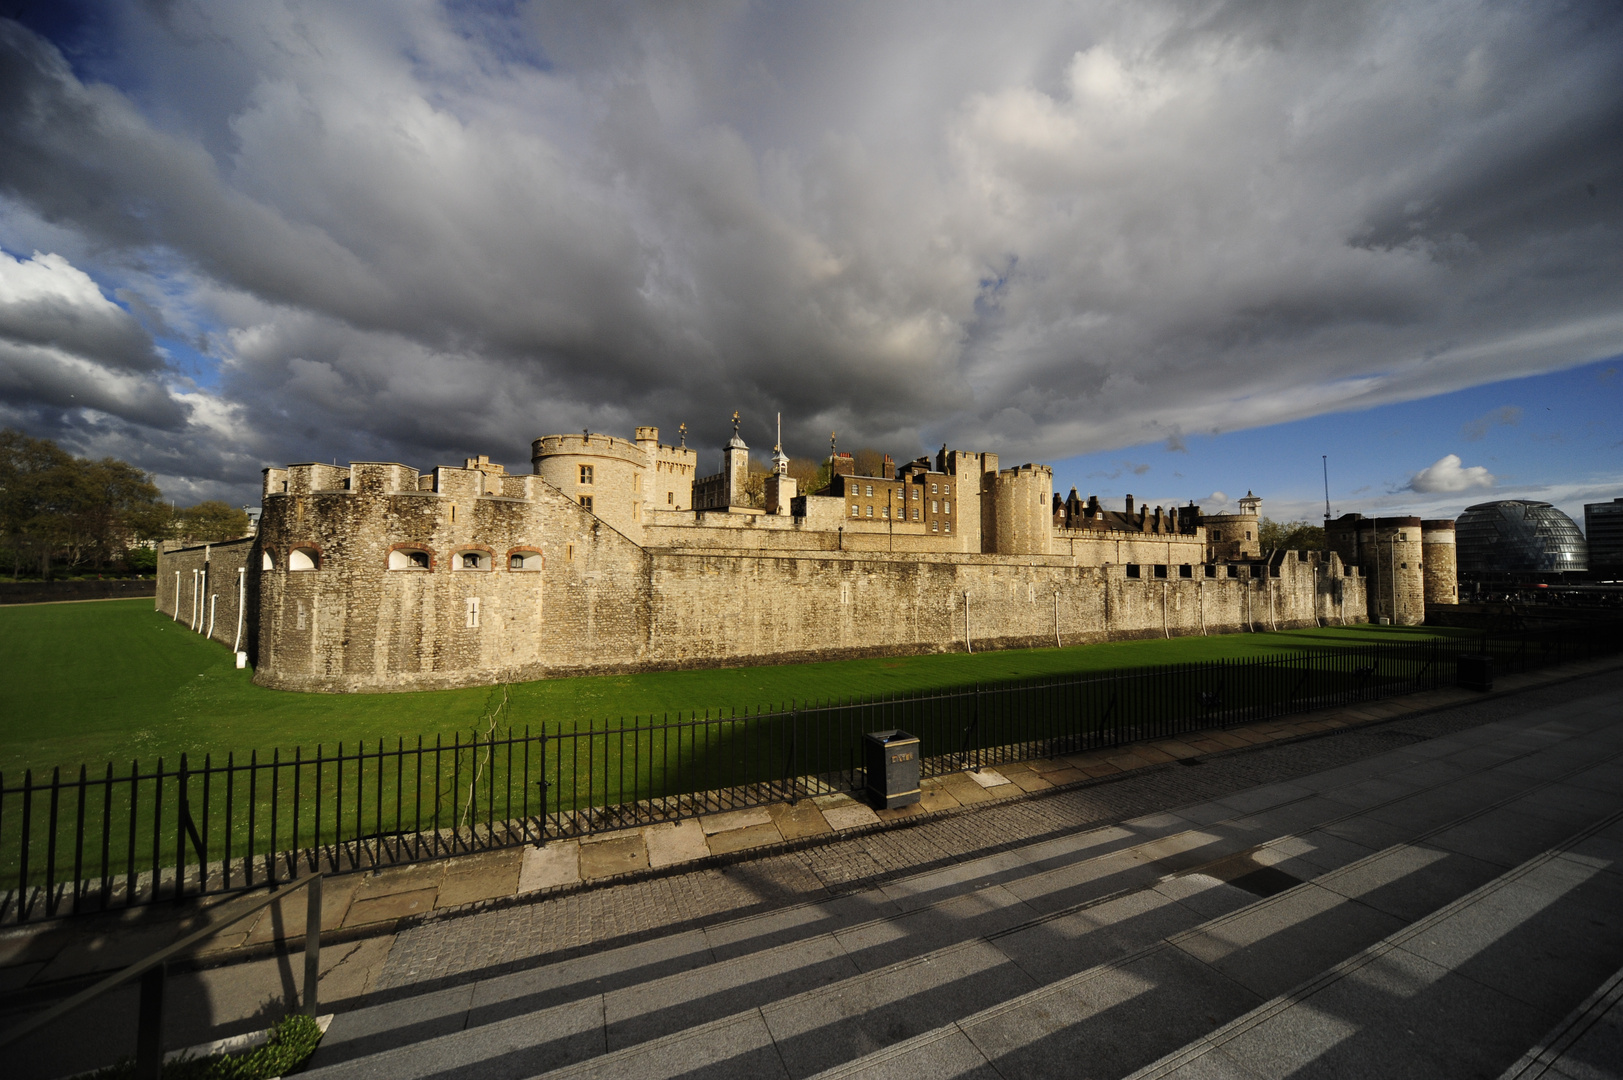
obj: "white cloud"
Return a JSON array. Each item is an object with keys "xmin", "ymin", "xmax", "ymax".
[
  {"xmin": 1407, "ymin": 454, "xmax": 1496, "ymax": 494},
  {"xmin": 0, "ymin": 2, "xmax": 1619, "ymax": 496},
  {"xmin": 0, "ymin": 249, "xmax": 164, "ymax": 374}
]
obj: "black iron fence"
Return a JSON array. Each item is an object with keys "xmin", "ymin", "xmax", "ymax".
[{"xmin": 4, "ymin": 622, "xmax": 1620, "ymax": 924}]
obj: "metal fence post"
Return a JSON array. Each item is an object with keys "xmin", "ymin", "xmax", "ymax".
[
  {"xmin": 135, "ymin": 962, "xmax": 166, "ymax": 1079},
  {"xmin": 303, "ymin": 874, "xmax": 322, "ymax": 1016}
]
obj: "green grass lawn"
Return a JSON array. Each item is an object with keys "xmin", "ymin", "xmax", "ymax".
[{"xmin": 0, "ymin": 598, "xmax": 1466, "ymax": 775}]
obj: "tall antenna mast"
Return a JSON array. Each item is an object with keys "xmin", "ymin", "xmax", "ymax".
[{"xmin": 1322, "ymin": 455, "xmax": 1331, "ymax": 519}]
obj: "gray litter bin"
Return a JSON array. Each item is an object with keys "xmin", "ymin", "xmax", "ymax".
[
  {"xmin": 863, "ymin": 730, "xmax": 921, "ymax": 810},
  {"xmin": 1457, "ymin": 653, "xmax": 1494, "ymax": 692}
]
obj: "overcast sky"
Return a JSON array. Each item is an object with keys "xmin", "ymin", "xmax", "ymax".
[{"xmin": 0, "ymin": 1, "xmax": 1619, "ymax": 522}]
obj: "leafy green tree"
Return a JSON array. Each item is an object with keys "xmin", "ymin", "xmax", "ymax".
[
  {"xmin": 1258, "ymin": 517, "xmax": 1325, "ymax": 552},
  {"xmin": 852, "ymin": 448, "xmax": 890, "ymax": 478},
  {"xmin": 0, "ymin": 429, "xmax": 166, "ymax": 577},
  {"xmin": 62, "ymin": 457, "xmax": 164, "ymax": 569},
  {"xmin": 740, "ymin": 454, "xmax": 772, "ymax": 509},
  {"xmin": 174, "ymin": 501, "xmax": 252, "ymax": 543},
  {"xmin": 1, "ymin": 429, "xmax": 74, "ymax": 578},
  {"xmin": 787, "ymin": 456, "xmax": 830, "ymax": 495}
]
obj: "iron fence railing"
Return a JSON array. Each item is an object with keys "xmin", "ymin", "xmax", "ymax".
[{"xmin": 3, "ymin": 622, "xmax": 1619, "ymax": 924}]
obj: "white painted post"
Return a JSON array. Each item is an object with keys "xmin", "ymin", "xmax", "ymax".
[
  {"xmin": 233, "ymin": 566, "xmax": 246, "ymax": 653},
  {"xmin": 964, "ymin": 591, "xmax": 972, "ymax": 653},
  {"xmin": 172, "ymin": 570, "xmax": 180, "ymax": 621},
  {"xmin": 207, "ymin": 594, "xmax": 217, "ymax": 639}
]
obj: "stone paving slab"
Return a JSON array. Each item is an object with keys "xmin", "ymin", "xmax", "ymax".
[
  {"xmin": 271, "ymin": 676, "xmax": 1618, "ymax": 1080},
  {"xmin": 1123, "ymin": 813, "xmax": 1623, "ymax": 1080},
  {"xmin": 1497, "ymin": 963, "xmax": 1623, "ymax": 1080},
  {"xmin": 317, "ymin": 762, "xmax": 1530, "ymax": 1078}
]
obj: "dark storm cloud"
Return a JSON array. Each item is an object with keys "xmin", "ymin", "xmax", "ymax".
[
  {"xmin": 0, "ymin": 248, "xmax": 187, "ymax": 428},
  {"xmin": 0, "ymin": 1, "xmax": 1618, "ymax": 499}
]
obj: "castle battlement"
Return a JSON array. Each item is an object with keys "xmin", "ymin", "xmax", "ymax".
[
  {"xmin": 189, "ymin": 417, "xmax": 1410, "ymax": 693},
  {"xmin": 532, "ymin": 432, "xmax": 648, "ymax": 467}
]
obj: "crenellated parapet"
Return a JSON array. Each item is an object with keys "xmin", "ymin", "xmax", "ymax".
[
  {"xmin": 251, "ymin": 453, "xmax": 653, "ymax": 692},
  {"xmin": 191, "ymin": 420, "xmax": 1374, "ymax": 694}
]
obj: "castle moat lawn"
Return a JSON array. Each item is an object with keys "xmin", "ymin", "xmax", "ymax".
[{"xmin": 0, "ymin": 597, "xmax": 1468, "ymax": 775}]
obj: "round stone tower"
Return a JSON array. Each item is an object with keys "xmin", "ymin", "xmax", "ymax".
[
  {"xmin": 531, "ymin": 430, "xmax": 647, "ymax": 538},
  {"xmin": 1364, "ymin": 517, "xmax": 1426, "ymax": 625},
  {"xmin": 1420, "ymin": 519, "xmax": 1458, "ymax": 606},
  {"xmin": 991, "ymin": 464, "xmax": 1053, "ymax": 556}
]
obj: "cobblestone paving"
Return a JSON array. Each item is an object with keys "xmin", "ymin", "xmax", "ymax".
[{"xmin": 376, "ymin": 672, "xmax": 1621, "ymax": 992}]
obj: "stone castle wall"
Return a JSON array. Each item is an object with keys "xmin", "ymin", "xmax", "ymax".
[
  {"xmin": 155, "ymin": 536, "xmax": 256, "ymax": 651},
  {"xmin": 227, "ymin": 455, "xmax": 1367, "ymax": 692},
  {"xmin": 1327, "ymin": 515, "xmax": 1427, "ymax": 625}
]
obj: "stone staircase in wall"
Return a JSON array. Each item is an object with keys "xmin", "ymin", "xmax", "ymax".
[{"xmin": 300, "ymin": 696, "xmax": 1623, "ymax": 1080}]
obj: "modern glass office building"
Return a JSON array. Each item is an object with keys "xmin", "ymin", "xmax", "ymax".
[
  {"xmin": 1587, "ymin": 497, "xmax": 1623, "ymax": 577},
  {"xmin": 1456, "ymin": 500, "xmax": 1588, "ymax": 575}
]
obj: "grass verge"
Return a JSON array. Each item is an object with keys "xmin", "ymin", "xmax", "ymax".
[
  {"xmin": 0, "ymin": 597, "xmax": 1465, "ymax": 774},
  {"xmin": 84, "ymin": 1012, "xmax": 323, "ymax": 1079}
]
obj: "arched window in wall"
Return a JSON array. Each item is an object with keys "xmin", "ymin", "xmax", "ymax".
[{"xmin": 389, "ymin": 548, "xmax": 432, "ymax": 570}]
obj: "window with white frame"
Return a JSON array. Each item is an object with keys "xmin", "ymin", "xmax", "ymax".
[{"xmin": 465, "ymin": 596, "xmax": 481, "ymax": 628}]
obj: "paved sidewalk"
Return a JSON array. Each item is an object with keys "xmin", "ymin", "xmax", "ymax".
[
  {"xmin": 0, "ymin": 659, "xmax": 1618, "ymax": 1079},
  {"xmin": 1498, "ymin": 965, "xmax": 1623, "ymax": 1080},
  {"xmin": 299, "ymin": 664, "xmax": 1623, "ymax": 1080},
  {"xmin": 373, "ymin": 662, "xmax": 1622, "ymax": 990}
]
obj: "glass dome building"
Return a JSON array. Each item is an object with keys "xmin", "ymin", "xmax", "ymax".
[{"xmin": 1456, "ymin": 500, "xmax": 1588, "ymax": 574}]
